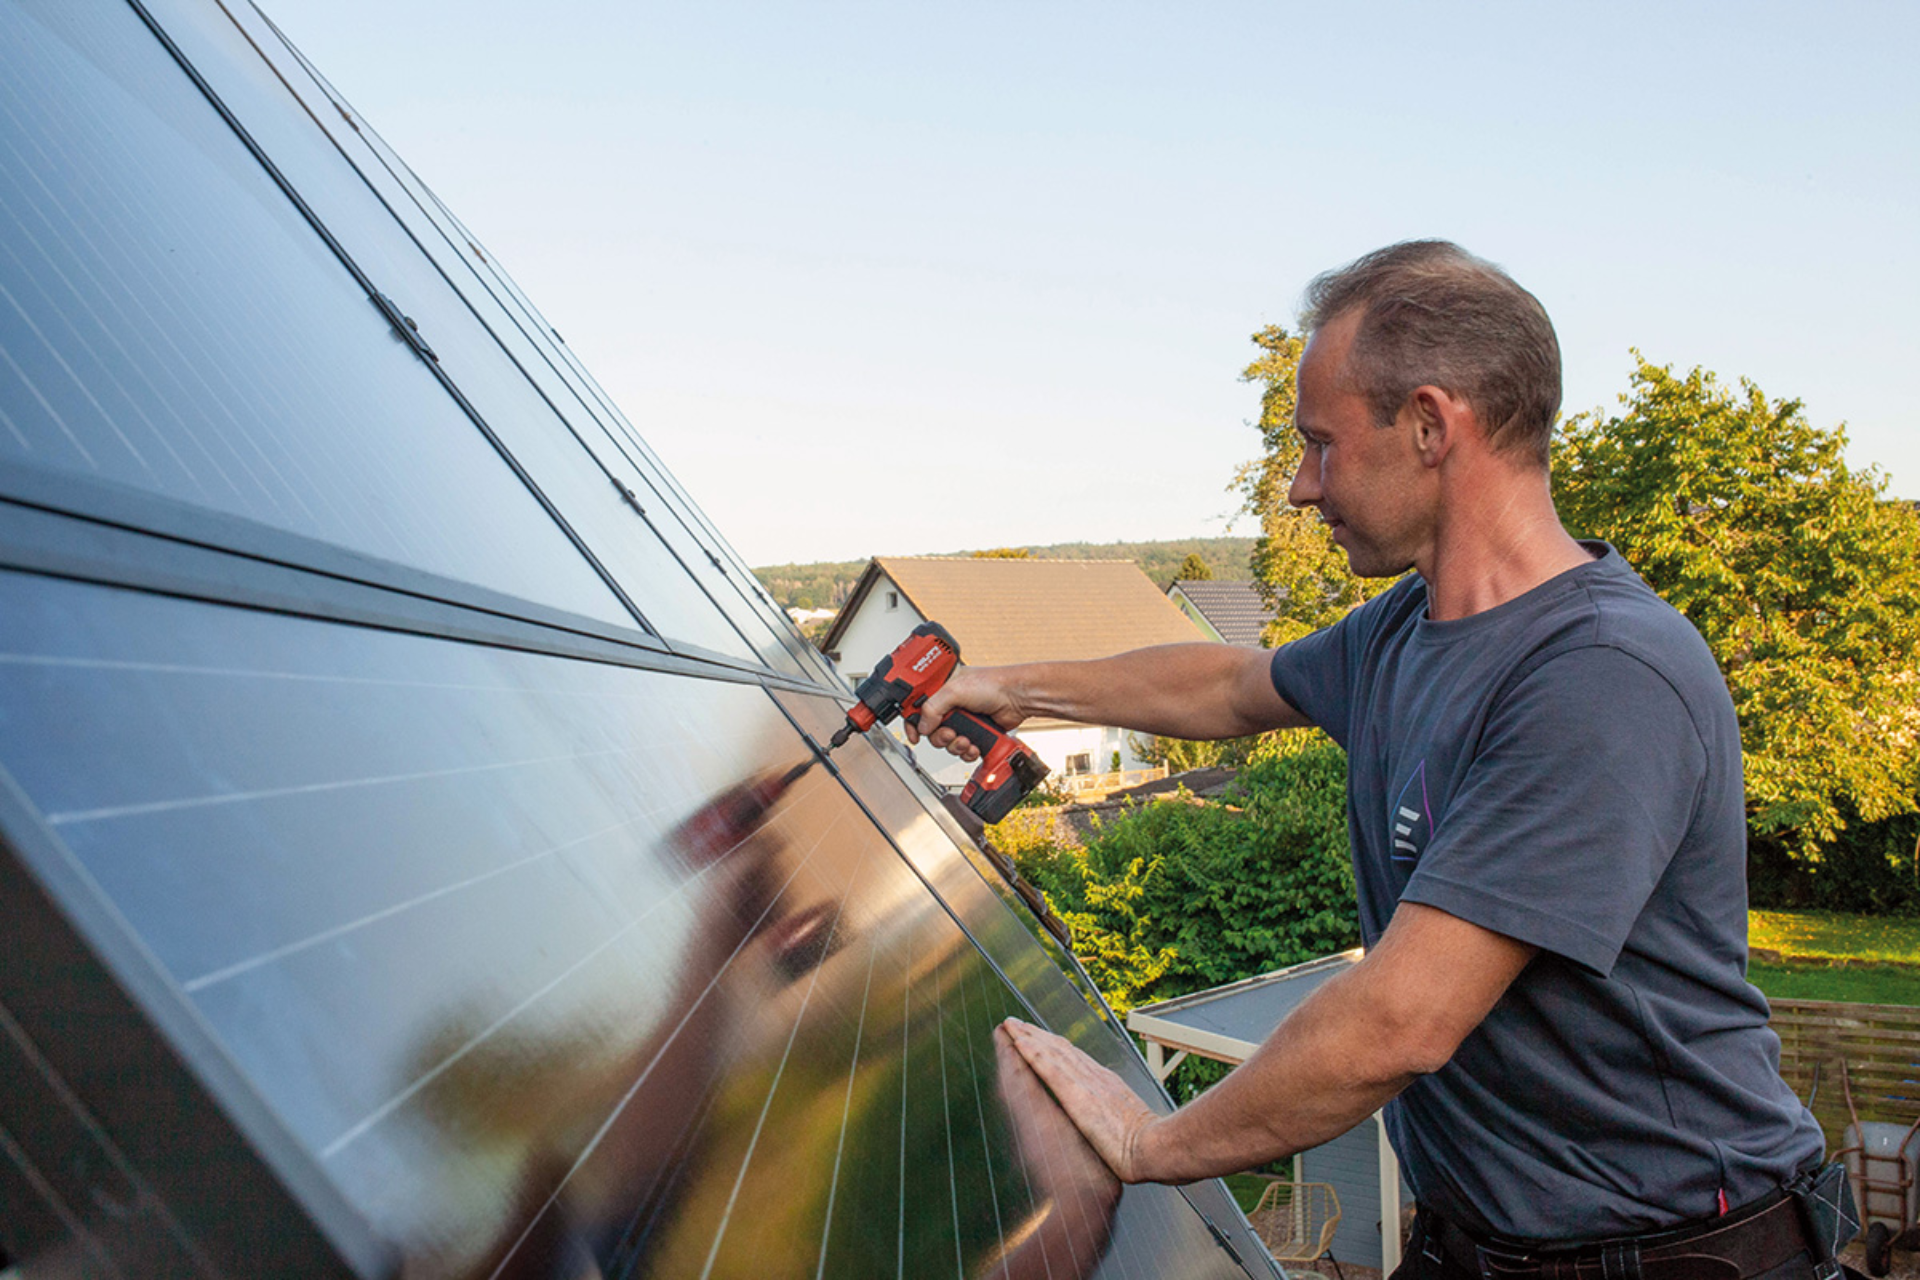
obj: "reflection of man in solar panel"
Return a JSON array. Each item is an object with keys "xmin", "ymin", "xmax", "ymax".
[
  {"xmin": 389, "ymin": 765, "xmax": 841, "ymax": 1278},
  {"xmin": 387, "ymin": 763, "xmax": 1117, "ymax": 1280},
  {"xmin": 912, "ymin": 243, "xmax": 1834, "ymax": 1276}
]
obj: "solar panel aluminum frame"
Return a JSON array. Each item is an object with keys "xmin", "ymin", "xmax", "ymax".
[{"xmin": 0, "ymin": 471, "xmax": 826, "ymax": 693}]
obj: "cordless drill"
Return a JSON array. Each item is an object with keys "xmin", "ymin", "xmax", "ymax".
[{"xmin": 829, "ymin": 621, "xmax": 1050, "ymax": 823}]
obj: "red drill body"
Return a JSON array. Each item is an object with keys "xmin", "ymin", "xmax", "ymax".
[
  {"xmin": 828, "ymin": 621, "xmax": 960, "ymax": 748},
  {"xmin": 829, "ymin": 621, "xmax": 1050, "ymax": 821}
]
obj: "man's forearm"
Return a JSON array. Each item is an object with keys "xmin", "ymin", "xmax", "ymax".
[
  {"xmin": 1131, "ymin": 964, "xmax": 1421, "ymax": 1181},
  {"xmin": 1002, "ymin": 904, "xmax": 1536, "ymax": 1186},
  {"xmin": 1000, "ymin": 644, "xmax": 1302, "ymax": 740},
  {"xmin": 1131, "ymin": 904, "xmax": 1538, "ymax": 1183},
  {"xmin": 997, "ymin": 960, "xmax": 1418, "ymax": 1187}
]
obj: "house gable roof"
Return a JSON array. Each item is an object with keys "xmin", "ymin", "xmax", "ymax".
[
  {"xmin": 1167, "ymin": 579, "xmax": 1276, "ymax": 647},
  {"xmin": 822, "ymin": 557, "xmax": 1205, "ymax": 665}
]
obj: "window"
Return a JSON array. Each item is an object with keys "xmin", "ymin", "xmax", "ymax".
[
  {"xmin": 1065, "ymin": 752, "xmax": 1093, "ymax": 775},
  {"xmin": 886, "ymin": 590, "xmax": 899, "ymax": 610}
]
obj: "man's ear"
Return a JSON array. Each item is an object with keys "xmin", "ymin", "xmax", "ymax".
[{"xmin": 1405, "ymin": 385, "xmax": 1470, "ymax": 468}]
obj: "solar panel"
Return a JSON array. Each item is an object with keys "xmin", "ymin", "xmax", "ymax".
[{"xmin": 0, "ymin": 2, "xmax": 1279, "ymax": 1275}]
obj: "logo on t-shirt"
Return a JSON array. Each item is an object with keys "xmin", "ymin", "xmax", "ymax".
[{"xmin": 1391, "ymin": 760, "xmax": 1432, "ymax": 866}]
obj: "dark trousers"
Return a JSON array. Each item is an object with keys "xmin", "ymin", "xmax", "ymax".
[{"xmin": 1388, "ymin": 1206, "xmax": 1850, "ymax": 1280}]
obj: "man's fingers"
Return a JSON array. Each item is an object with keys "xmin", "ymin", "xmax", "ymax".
[
  {"xmin": 910, "ymin": 668, "xmax": 1023, "ymax": 764},
  {"xmin": 1000, "ymin": 1017, "xmax": 1157, "ymax": 1183},
  {"xmin": 993, "ymin": 1024, "xmax": 1120, "ymax": 1210},
  {"xmin": 934, "ymin": 726, "xmax": 981, "ymax": 762},
  {"xmin": 1003, "ymin": 1016, "xmax": 1065, "ymax": 1061},
  {"xmin": 914, "ymin": 699, "xmax": 983, "ymax": 761}
]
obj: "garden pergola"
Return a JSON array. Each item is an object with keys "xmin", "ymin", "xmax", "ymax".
[{"xmin": 1127, "ymin": 950, "xmax": 1405, "ymax": 1274}]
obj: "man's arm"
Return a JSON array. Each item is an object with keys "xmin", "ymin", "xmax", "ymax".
[
  {"xmin": 1002, "ymin": 903, "xmax": 1536, "ymax": 1183},
  {"xmin": 908, "ymin": 643, "xmax": 1309, "ymax": 759}
]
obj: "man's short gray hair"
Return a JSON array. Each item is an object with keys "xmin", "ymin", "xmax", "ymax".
[{"xmin": 1303, "ymin": 240, "xmax": 1562, "ymax": 467}]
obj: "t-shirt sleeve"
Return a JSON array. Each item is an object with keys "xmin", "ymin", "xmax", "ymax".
[
  {"xmin": 1268, "ymin": 619, "xmax": 1353, "ymax": 745},
  {"xmin": 1269, "ymin": 582, "xmax": 1412, "ymax": 746},
  {"xmin": 1398, "ymin": 644, "xmax": 1707, "ymax": 977}
]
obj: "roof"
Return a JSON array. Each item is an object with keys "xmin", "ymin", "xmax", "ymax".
[
  {"xmin": 1168, "ymin": 579, "xmax": 1277, "ymax": 647},
  {"xmin": 1127, "ymin": 949, "xmax": 1363, "ymax": 1064},
  {"xmin": 1104, "ymin": 766, "xmax": 1239, "ymax": 801},
  {"xmin": 822, "ymin": 557, "xmax": 1205, "ymax": 665}
]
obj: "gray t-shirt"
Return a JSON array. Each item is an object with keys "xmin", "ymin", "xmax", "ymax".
[{"xmin": 1269, "ymin": 544, "xmax": 1822, "ymax": 1238}]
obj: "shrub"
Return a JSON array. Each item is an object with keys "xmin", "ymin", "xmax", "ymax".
[
  {"xmin": 1750, "ymin": 806, "xmax": 1920, "ymax": 916},
  {"xmin": 1003, "ymin": 733, "xmax": 1358, "ymax": 1014}
]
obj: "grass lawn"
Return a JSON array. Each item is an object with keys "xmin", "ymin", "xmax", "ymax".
[
  {"xmin": 1748, "ymin": 959, "xmax": 1920, "ymax": 1005},
  {"xmin": 1750, "ymin": 910, "xmax": 1920, "ymax": 965},
  {"xmin": 1748, "ymin": 910, "xmax": 1920, "ymax": 1006},
  {"xmin": 1223, "ymin": 1172, "xmax": 1269, "ymax": 1214}
]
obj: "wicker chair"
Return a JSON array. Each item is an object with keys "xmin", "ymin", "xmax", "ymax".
[{"xmin": 1247, "ymin": 1179, "xmax": 1344, "ymax": 1279}]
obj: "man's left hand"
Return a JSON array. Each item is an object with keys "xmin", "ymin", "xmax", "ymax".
[{"xmin": 1001, "ymin": 1017, "xmax": 1161, "ymax": 1183}]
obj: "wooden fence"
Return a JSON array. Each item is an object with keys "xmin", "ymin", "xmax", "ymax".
[{"xmin": 1772, "ymin": 999, "xmax": 1920, "ymax": 1150}]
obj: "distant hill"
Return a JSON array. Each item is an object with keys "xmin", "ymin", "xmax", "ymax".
[{"xmin": 753, "ymin": 537, "xmax": 1258, "ymax": 611}]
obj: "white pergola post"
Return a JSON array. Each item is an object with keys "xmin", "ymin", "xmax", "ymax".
[
  {"xmin": 1142, "ymin": 1038, "xmax": 1189, "ymax": 1084},
  {"xmin": 1376, "ymin": 1111, "xmax": 1402, "ymax": 1274}
]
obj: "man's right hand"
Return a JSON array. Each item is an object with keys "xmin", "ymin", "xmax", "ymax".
[{"xmin": 907, "ymin": 664, "xmax": 1029, "ymax": 763}]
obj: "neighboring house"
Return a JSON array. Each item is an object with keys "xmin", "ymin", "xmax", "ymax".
[
  {"xmin": 1167, "ymin": 578, "xmax": 1277, "ymax": 647},
  {"xmin": 820, "ymin": 557, "xmax": 1207, "ymax": 787}
]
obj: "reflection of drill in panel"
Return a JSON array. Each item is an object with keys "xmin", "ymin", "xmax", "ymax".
[{"xmin": 827, "ymin": 621, "xmax": 1050, "ymax": 823}]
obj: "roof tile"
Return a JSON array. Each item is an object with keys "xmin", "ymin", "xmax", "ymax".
[
  {"xmin": 874, "ymin": 557, "xmax": 1205, "ymax": 665},
  {"xmin": 1169, "ymin": 579, "xmax": 1276, "ymax": 647}
]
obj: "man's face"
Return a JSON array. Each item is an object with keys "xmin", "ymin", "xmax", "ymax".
[{"xmin": 1288, "ymin": 311, "xmax": 1434, "ymax": 578}]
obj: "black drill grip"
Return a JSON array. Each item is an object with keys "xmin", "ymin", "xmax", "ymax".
[
  {"xmin": 904, "ymin": 705, "xmax": 1004, "ymax": 750},
  {"xmin": 939, "ymin": 707, "xmax": 1007, "ymax": 753}
]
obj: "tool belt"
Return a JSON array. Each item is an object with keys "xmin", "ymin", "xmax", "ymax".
[{"xmin": 1421, "ymin": 1164, "xmax": 1858, "ymax": 1280}]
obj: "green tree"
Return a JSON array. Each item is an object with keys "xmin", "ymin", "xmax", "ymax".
[
  {"xmin": 1553, "ymin": 355, "xmax": 1920, "ymax": 861},
  {"xmin": 1128, "ymin": 731, "xmax": 1264, "ymax": 774},
  {"xmin": 970, "ymin": 547, "xmax": 1032, "ymax": 559},
  {"xmin": 1174, "ymin": 552, "xmax": 1214, "ymax": 582},
  {"xmin": 1233, "ymin": 324, "xmax": 1382, "ymax": 644}
]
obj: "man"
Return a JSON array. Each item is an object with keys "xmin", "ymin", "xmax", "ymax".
[{"xmin": 911, "ymin": 242, "xmax": 1841, "ymax": 1278}]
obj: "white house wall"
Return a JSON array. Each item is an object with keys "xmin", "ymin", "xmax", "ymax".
[
  {"xmin": 829, "ymin": 572, "xmax": 927, "ymax": 690},
  {"xmin": 1021, "ymin": 723, "xmax": 1153, "ymax": 779}
]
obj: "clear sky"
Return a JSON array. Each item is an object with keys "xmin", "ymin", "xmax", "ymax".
[{"xmin": 262, "ymin": 0, "xmax": 1919, "ymax": 568}]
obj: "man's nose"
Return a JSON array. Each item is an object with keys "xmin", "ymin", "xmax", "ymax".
[{"xmin": 1288, "ymin": 454, "xmax": 1320, "ymax": 509}]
